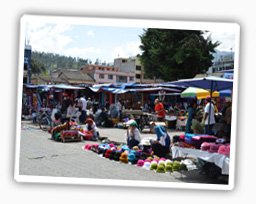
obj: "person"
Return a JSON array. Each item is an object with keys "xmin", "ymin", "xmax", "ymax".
[
  {"xmin": 126, "ymin": 120, "xmax": 141, "ymax": 149},
  {"xmin": 78, "ymin": 96, "xmax": 87, "ymax": 124},
  {"xmin": 185, "ymin": 100, "xmax": 197, "ymax": 133},
  {"xmin": 202, "ymin": 97, "xmax": 216, "ymax": 135},
  {"xmin": 154, "ymin": 98, "xmax": 166, "ymax": 122},
  {"xmin": 151, "ymin": 125, "xmax": 171, "ymax": 158},
  {"xmin": 83, "ymin": 118, "xmax": 99, "ymax": 141},
  {"xmin": 66, "ymin": 101, "xmax": 77, "ymax": 121},
  {"xmin": 31, "ymin": 108, "xmax": 37, "ymax": 124},
  {"xmin": 109, "ymin": 103, "xmax": 119, "ymax": 119},
  {"xmin": 223, "ymin": 98, "xmax": 232, "ymax": 138}
]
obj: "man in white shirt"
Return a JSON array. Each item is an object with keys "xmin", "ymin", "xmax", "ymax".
[
  {"xmin": 202, "ymin": 97, "xmax": 216, "ymax": 135},
  {"xmin": 78, "ymin": 96, "xmax": 87, "ymax": 124}
]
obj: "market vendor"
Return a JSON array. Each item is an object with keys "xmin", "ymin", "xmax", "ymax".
[
  {"xmin": 84, "ymin": 118, "xmax": 99, "ymax": 141},
  {"xmin": 126, "ymin": 120, "xmax": 141, "ymax": 149},
  {"xmin": 151, "ymin": 125, "xmax": 171, "ymax": 158}
]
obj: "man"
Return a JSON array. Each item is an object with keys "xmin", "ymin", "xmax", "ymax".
[
  {"xmin": 78, "ymin": 96, "xmax": 87, "ymax": 124},
  {"xmin": 154, "ymin": 98, "xmax": 166, "ymax": 122},
  {"xmin": 202, "ymin": 97, "xmax": 216, "ymax": 135}
]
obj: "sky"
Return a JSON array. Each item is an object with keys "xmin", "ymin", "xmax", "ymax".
[{"xmin": 24, "ymin": 17, "xmax": 237, "ymax": 64}]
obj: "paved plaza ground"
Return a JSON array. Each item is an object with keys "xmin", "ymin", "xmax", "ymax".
[{"xmin": 16, "ymin": 120, "xmax": 228, "ymax": 187}]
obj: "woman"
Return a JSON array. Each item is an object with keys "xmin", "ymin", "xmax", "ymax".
[
  {"xmin": 126, "ymin": 120, "xmax": 141, "ymax": 149},
  {"xmin": 84, "ymin": 118, "xmax": 99, "ymax": 141},
  {"xmin": 151, "ymin": 125, "xmax": 171, "ymax": 158}
]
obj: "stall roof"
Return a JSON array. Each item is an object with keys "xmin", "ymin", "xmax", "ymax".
[{"xmin": 24, "ymin": 83, "xmax": 85, "ymax": 90}]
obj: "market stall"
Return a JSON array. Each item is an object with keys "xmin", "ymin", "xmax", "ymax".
[
  {"xmin": 171, "ymin": 146, "xmax": 229, "ymax": 175},
  {"xmin": 171, "ymin": 133, "xmax": 230, "ymax": 176}
]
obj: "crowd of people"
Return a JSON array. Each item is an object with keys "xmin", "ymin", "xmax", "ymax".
[{"xmin": 28, "ymin": 89, "xmax": 232, "ymax": 158}]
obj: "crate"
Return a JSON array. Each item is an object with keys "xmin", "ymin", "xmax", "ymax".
[{"xmin": 61, "ymin": 130, "xmax": 81, "ymax": 143}]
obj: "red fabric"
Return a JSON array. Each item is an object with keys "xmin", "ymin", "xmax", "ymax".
[{"xmin": 154, "ymin": 102, "xmax": 166, "ymax": 118}]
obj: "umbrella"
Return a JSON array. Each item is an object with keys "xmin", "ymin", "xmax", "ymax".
[
  {"xmin": 170, "ymin": 76, "xmax": 233, "ymax": 133},
  {"xmin": 219, "ymin": 89, "xmax": 232, "ymax": 97},
  {"xmin": 170, "ymin": 76, "xmax": 233, "ymax": 92},
  {"xmin": 181, "ymin": 87, "xmax": 219, "ymax": 99}
]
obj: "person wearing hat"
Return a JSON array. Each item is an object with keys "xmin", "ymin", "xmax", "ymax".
[
  {"xmin": 151, "ymin": 125, "xmax": 171, "ymax": 158},
  {"xmin": 202, "ymin": 97, "xmax": 216, "ymax": 135},
  {"xmin": 126, "ymin": 120, "xmax": 141, "ymax": 149}
]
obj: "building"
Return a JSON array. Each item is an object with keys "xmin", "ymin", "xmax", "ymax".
[
  {"xmin": 32, "ymin": 69, "xmax": 95, "ymax": 85},
  {"xmin": 23, "ymin": 44, "xmax": 32, "ymax": 84},
  {"xmin": 114, "ymin": 56, "xmax": 162, "ymax": 83},
  {"xmin": 81, "ymin": 64, "xmax": 135, "ymax": 84},
  {"xmin": 207, "ymin": 51, "xmax": 234, "ymax": 74}
]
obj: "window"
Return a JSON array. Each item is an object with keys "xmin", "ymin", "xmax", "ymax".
[
  {"xmin": 129, "ymin": 76, "xmax": 134, "ymax": 81},
  {"xmin": 136, "ymin": 65, "xmax": 141, "ymax": 71},
  {"xmin": 117, "ymin": 76, "xmax": 127, "ymax": 83},
  {"xmin": 122, "ymin": 59, "xmax": 127, "ymax": 63},
  {"xmin": 108, "ymin": 75, "xmax": 113, "ymax": 80},
  {"xmin": 136, "ymin": 74, "xmax": 141, "ymax": 79},
  {"xmin": 99, "ymin": 74, "xmax": 104, "ymax": 79}
]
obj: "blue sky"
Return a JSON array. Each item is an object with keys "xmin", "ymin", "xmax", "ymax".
[{"xmin": 24, "ymin": 16, "xmax": 237, "ymax": 64}]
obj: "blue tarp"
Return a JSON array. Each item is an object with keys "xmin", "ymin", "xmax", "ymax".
[{"xmin": 24, "ymin": 83, "xmax": 85, "ymax": 90}]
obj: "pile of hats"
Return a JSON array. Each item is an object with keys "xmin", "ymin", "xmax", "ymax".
[
  {"xmin": 82, "ymin": 142, "xmax": 193, "ymax": 175},
  {"xmin": 200, "ymin": 142, "xmax": 230, "ymax": 156},
  {"xmin": 218, "ymin": 144, "xmax": 230, "ymax": 156}
]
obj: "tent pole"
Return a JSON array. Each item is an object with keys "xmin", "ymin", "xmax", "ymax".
[{"xmin": 207, "ymin": 81, "xmax": 213, "ymax": 134}]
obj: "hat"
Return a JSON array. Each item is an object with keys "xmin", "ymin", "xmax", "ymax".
[
  {"xmin": 172, "ymin": 161, "xmax": 181, "ymax": 171},
  {"xmin": 158, "ymin": 160, "xmax": 165, "ymax": 166},
  {"xmin": 165, "ymin": 164, "xmax": 173, "ymax": 172},
  {"xmin": 83, "ymin": 144, "xmax": 92, "ymax": 151},
  {"xmin": 142, "ymin": 162, "xmax": 151, "ymax": 170},
  {"xmin": 201, "ymin": 142, "xmax": 210, "ymax": 151},
  {"xmin": 208, "ymin": 143, "xmax": 221, "ymax": 153},
  {"xmin": 156, "ymin": 165, "xmax": 166, "ymax": 173},
  {"xmin": 165, "ymin": 159, "xmax": 173, "ymax": 166},
  {"xmin": 218, "ymin": 144, "xmax": 230, "ymax": 156},
  {"xmin": 128, "ymin": 153, "xmax": 137, "ymax": 164},
  {"xmin": 132, "ymin": 146, "xmax": 139, "ymax": 151},
  {"xmin": 150, "ymin": 162, "xmax": 158, "ymax": 170},
  {"xmin": 126, "ymin": 119, "xmax": 138, "ymax": 127},
  {"xmin": 104, "ymin": 149, "xmax": 112, "ymax": 159},
  {"xmin": 136, "ymin": 159, "xmax": 145, "ymax": 167},
  {"xmin": 119, "ymin": 152, "xmax": 128, "ymax": 163},
  {"xmin": 90, "ymin": 144, "xmax": 99, "ymax": 153},
  {"xmin": 154, "ymin": 125, "xmax": 167, "ymax": 138},
  {"xmin": 114, "ymin": 151, "xmax": 122, "ymax": 161},
  {"xmin": 109, "ymin": 150, "xmax": 116, "ymax": 160}
]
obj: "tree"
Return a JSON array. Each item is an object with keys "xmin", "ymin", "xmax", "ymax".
[
  {"xmin": 139, "ymin": 29, "xmax": 220, "ymax": 81},
  {"xmin": 31, "ymin": 58, "xmax": 45, "ymax": 75}
]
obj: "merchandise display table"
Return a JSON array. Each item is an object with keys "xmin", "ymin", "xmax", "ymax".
[{"xmin": 171, "ymin": 146, "xmax": 230, "ymax": 175}]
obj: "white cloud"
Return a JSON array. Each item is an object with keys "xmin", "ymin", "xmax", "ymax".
[
  {"xmin": 87, "ymin": 30, "xmax": 95, "ymax": 37},
  {"xmin": 112, "ymin": 41, "xmax": 142, "ymax": 59},
  {"xmin": 62, "ymin": 47, "xmax": 102, "ymax": 59},
  {"xmin": 26, "ymin": 23, "xmax": 73, "ymax": 53},
  {"xmin": 204, "ymin": 30, "xmax": 236, "ymax": 52}
]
